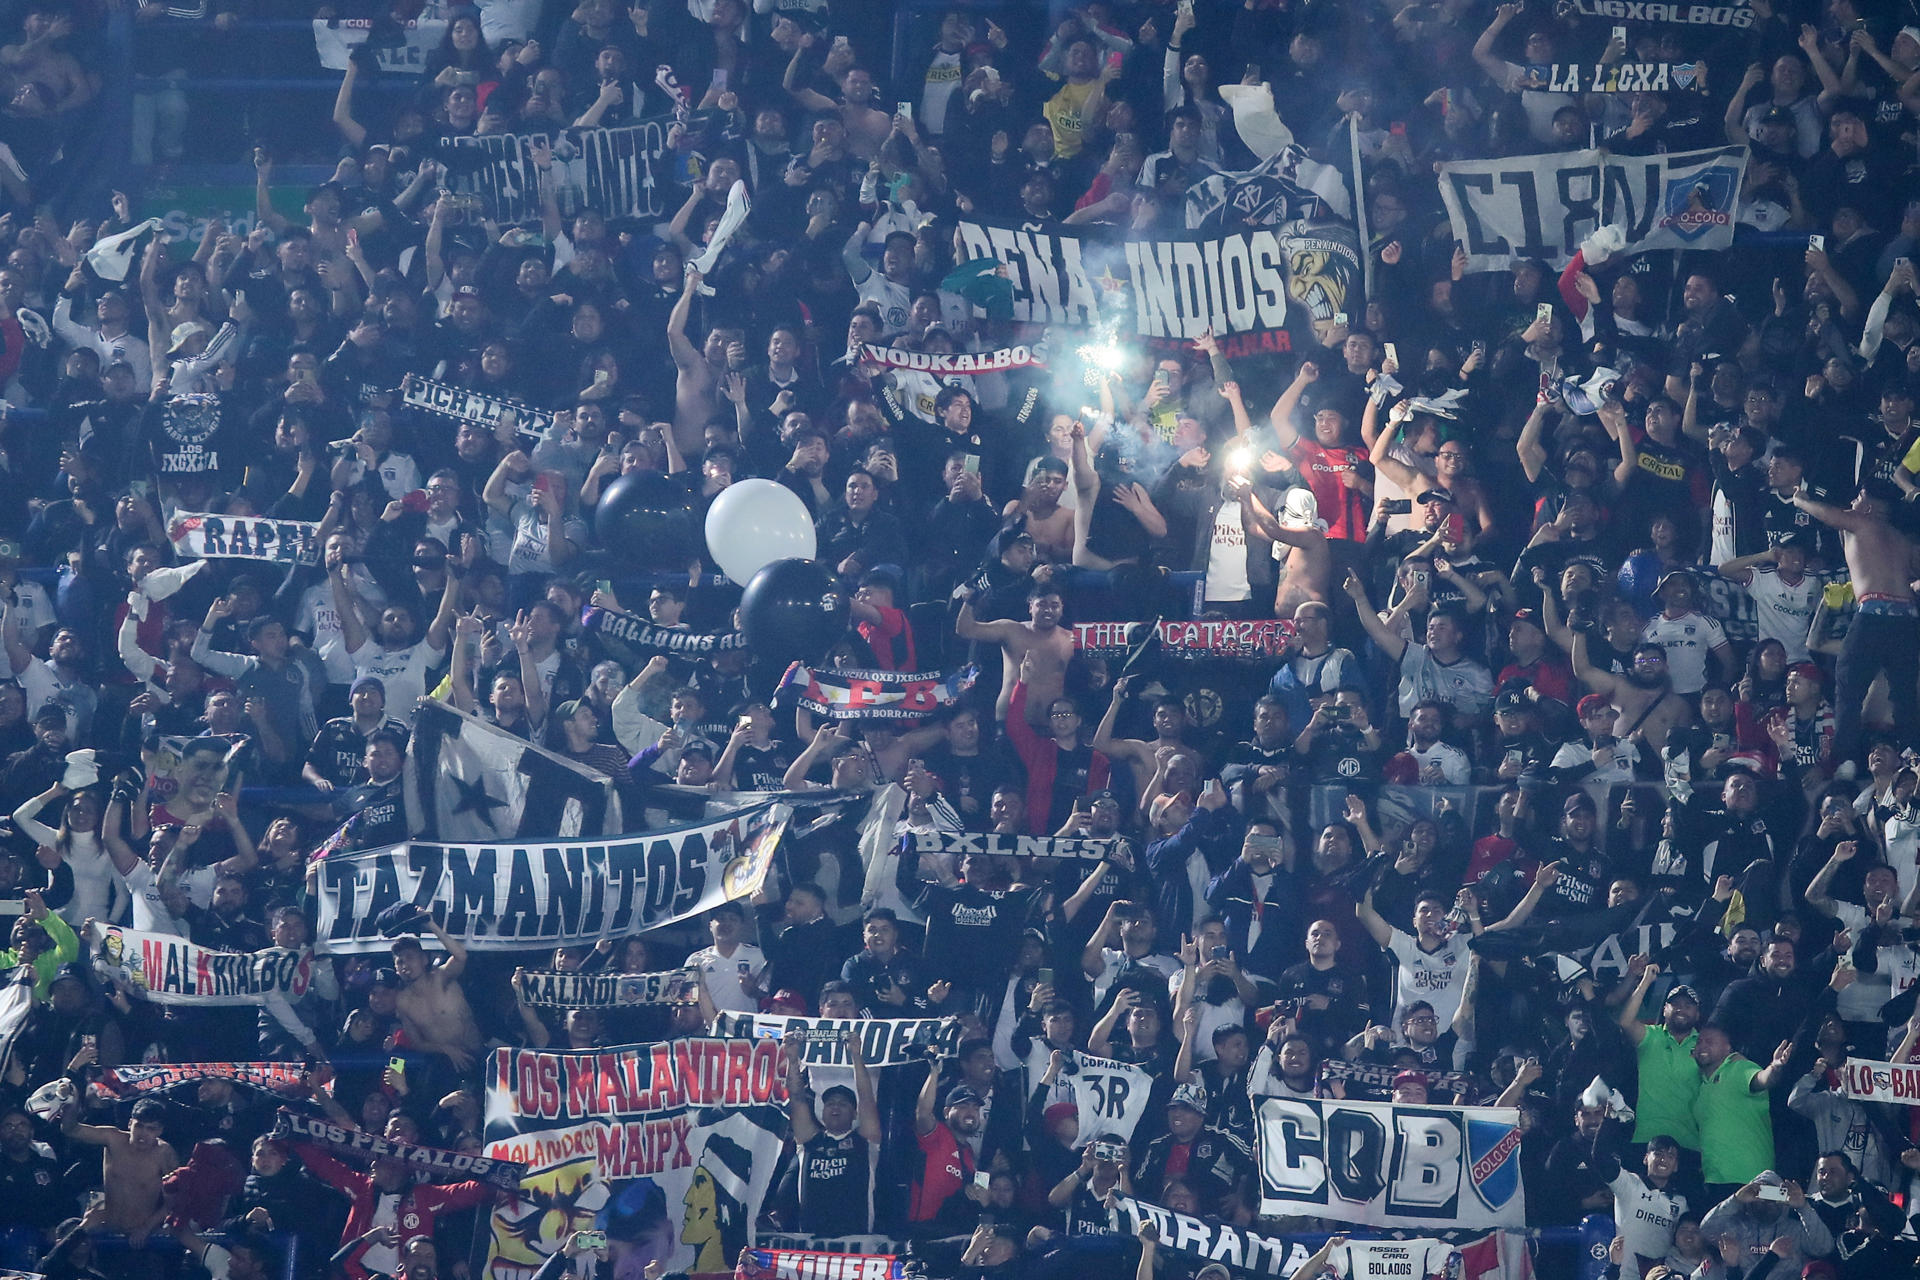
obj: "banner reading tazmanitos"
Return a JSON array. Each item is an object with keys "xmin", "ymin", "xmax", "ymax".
[
  {"xmin": 482, "ymin": 1038, "xmax": 789, "ymax": 1280},
  {"xmin": 313, "ymin": 802, "xmax": 790, "ymax": 952}
]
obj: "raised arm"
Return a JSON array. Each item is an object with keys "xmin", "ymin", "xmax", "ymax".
[
  {"xmin": 329, "ymin": 563, "xmax": 370, "ymax": 654},
  {"xmin": 1268, "ymin": 363, "xmax": 1315, "ymax": 449},
  {"xmin": 1338, "ymin": 570, "xmax": 1407, "ymax": 661},
  {"xmin": 1615, "ymin": 960, "xmax": 1656, "ymax": 1044},
  {"xmin": 1515, "ymin": 399, "xmax": 1551, "ymax": 482}
]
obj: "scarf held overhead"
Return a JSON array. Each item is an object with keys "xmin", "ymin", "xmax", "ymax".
[
  {"xmin": 272, "ymin": 1108, "xmax": 527, "ymax": 1191},
  {"xmin": 777, "ymin": 663, "xmax": 978, "ymax": 720},
  {"xmin": 512, "ymin": 968, "xmax": 700, "ymax": 1008}
]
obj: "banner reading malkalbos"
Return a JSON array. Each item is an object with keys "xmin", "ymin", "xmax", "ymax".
[
  {"xmin": 89, "ymin": 923, "xmax": 310, "ymax": 1007},
  {"xmin": 1439, "ymin": 145, "xmax": 1748, "ymax": 271},
  {"xmin": 314, "ymin": 802, "xmax": 789, "ymax": 953}
]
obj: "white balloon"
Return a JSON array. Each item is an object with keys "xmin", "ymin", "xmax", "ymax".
[{"xmin": 704, "ymin": 478, "xmax": 818, "ymax": 585}]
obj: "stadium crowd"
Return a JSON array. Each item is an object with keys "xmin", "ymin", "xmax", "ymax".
[{"xmin": 2, "ymin": 0, "xmax": 1920, "ymax": 1278}]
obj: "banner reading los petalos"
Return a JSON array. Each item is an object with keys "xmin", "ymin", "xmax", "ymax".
[
  {"xmin": 483, "ymin": 1038, "xmax": 788, "ymax": 1280},
  {"xmin": 1838, "ymin": 1059, "xmax": 1920, "ymax": 1104},
  {"xmin": 1439, "ymin": 145, "xmax": 1748, "ymax": 271},
  {"xmin": 955, "ymin": 217, "xmax": 1360, "ymax": 353},
  {"xmin": 314, "ymin": 802, "xmax": 789, "ymax": 952},
  {"xmin": 1255, "ymin": 1097, "xmax": 1526, "ymax": 1228}
]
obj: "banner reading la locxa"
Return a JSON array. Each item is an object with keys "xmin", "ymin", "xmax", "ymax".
[
  {"xmin": 712, "ymin": 1012, "xmax": 963, "ymax": 1067},
  {"xmin": 1255, "ymin": 1096, "xmax": 1525, "ymax": 1228},
  {"xmin": 88, "ymin": 922, "xmax": 310, "ymax": 1006},
  {"xmin": 443, "ymin": 119, "xmax": 672, "ymax": 223},
  {"xmin": 954, "ymin": 217, "xmax": 1359, "ymax": 350},
  {"xmin": 484, "ymin": 1038, "xmax": 788, "ymax": 1279},
  {"xmin": 1439, "ymin": 146, "xmax": 1748, "ymax": 271},
  {"xmin": 313, "ymin": 801, "xmax": 789, "ymax": 952}
]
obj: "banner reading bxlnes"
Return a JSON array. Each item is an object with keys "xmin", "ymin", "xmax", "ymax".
[
  {"xmin": 1439, "ymin": 146, "xmax": 1748, "ymax": 271},
  {"xmin": 313, "ymin": 802, "xmax": 789, "ymax": 952},
  {"xmin": 1255, "ymin": 1097, "xmax": 1525, "ymax": 1228},
  {"xmin": 443, "ymin": 121, "xmax": 673, "ymax": 222},
  {"xmin": 483, "ymin": 1038, "xmax": 788, "ymax": 1279}
]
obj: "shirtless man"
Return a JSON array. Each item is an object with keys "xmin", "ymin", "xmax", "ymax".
[
  {"xmin": 1241, "ymin": 482, "xmax": 1331, "ymax": 613},
  {"xmin": 667, "ymin": 266, "xmax": 731, "ymax": 455},
  {"xmin": 1793, "ymin": 480, "xmax": 1919, "ymax": 768},
  {"xmin": 0, "ymin": 8, "xmax": 95, "ymax": 123},
  {"xmin": 1092, "ymin": 675, "xmax": 1192, "ymax": 784},
  {"xmin": 1572, "ymin": 639, "xmax": 1691, "ymax": 754},
  {"xmin": 1003, "ymin": 457, "xmax": 1075, "ymax": 561},
  {"xmin": 783, "ymin": 40, "xmax": 892, "ymax": 159},
  {"xmin": 956, "ymin": 582, "xmax": 1074, "ymax": 729},
  {"xmin": 64, "ymin": 1098, "xmax": 177, "ymax": 1242},
  {"xmin": 391, "ymin": 918, "xmax": 483, "ymax": 1073}
]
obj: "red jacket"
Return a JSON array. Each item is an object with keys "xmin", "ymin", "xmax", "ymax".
[
  {"xmin": 1005, "ymin": 680, "xmax": 1110, "ymax": 834},
  {"xmin": 295, "ymin": 1142, "xmax": 492, "ymax": 1279}
]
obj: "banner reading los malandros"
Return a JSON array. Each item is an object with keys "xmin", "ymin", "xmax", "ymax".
[
  {"xmin": 954, "ymin": 217, "xmax": 1359, "ymax": 352},
  {"xmin": 1439, "ymin": 145, "xmax": 1748, "ymax": 271},
  {"xmin": 313, "ymin": 802, "xmax": 788, "ymax": 952},
  {"xmin": 483, "ymin": 1038, "xmax": 789, "ymax": 1280},
  {"xmin": 1255, "ymin": 1097, "xmax": 1526, "ymax": 1228}
]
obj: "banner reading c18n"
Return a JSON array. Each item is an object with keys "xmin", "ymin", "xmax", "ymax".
[
  {"xmin": 954, "ymin": 217, "xmax": 1359, "ymax": 355},
  {"xmin": 313, "ymin": 801, "xmax": 789, "ymax": 953},
  {"xmin": 1255, "ymin": 1096, "xmax": 1525, "ymax": 1228},
  {"xmin": 483, "ymin": 1038, "xmax": 788, "ymax": 1280},
  {"xmin": 1439, "ymin": 145, "xmax": 1748, "ymax": 272}
]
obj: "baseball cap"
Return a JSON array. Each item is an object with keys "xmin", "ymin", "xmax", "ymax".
[
  {"xmin": 1169, "ymin": 1082, "xmax": 1208, "ymax": 1113},
  {"xmin": 1664, "ymin": 984, "xmax": 1699, "ymax": 1006},
  {"xmin": 30, "ymin": 704, "xmax": 67, "ymax": 726},
  {"xmin": 1787, "ymin": 662, "xmax": 1824, "ymax": 684},
  {"xmin": 1758, "ymin": 105, "xmax": 1795, "ymax": 128},
  {"xmin": 51, "ymin": 962, "xmax": 91, "ymax": 990},
  {"xmin": 1392, "ymin": 1069, "xmax": 1428, "ymax": 1089},
  {"xmin": 1509, "ymin": 608, "xmax": 1542, "ymax": 628},
  {"xmin": 167, "ymin": 320, "xmax": 211, "ymax": 355},
  {"xmin": 349, "ymin": 676, "xmax": 386, "ymax": 697},
  {"xmin": 1577, "ymin": 694, "xmax": 1612, "ymax": 718},
  {"xmin": 946, "ymin": 1085, "xmax": 984, "ymax": 1108}
]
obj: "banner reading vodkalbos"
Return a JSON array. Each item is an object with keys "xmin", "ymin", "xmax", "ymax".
[
  {"xmin": 313, "ymin": 801, "xmax": 789, "ymax": 953},
  {"xmin": 1439, "ymin": 146, "xmax": 1747, "ymax": 271},
  {"xmin": 1255, "ymin": 1096, "xmax": 1525, "ymax": 1228}
]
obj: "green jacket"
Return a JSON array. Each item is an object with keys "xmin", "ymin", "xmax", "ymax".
[{"xmin": 0, "ymin": 911, "xmax": 79, "ymax": 1000}]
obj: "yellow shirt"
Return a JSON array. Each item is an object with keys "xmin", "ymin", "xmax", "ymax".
[{"xmin": 1044, "ymin": 80, "xmax": 1100, "ymax": 159}]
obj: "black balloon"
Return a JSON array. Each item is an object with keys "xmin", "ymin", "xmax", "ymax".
[
  {"xmin": 739, "ymin": 558, "xmax": 850, "ymax": 661},
  {"xmin": 593, "ymin": 471, "xmax": 698, "ymax": 570}
]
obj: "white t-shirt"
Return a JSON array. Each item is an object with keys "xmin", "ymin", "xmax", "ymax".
[
  {"xmin": 920, "ymin": 49, "xmax": 964, "ymax": 134},
  {"xmin": 349, "ymin": 637, "xmax": 447, "ymax": 725},
  {"xmin": 1167, "ymin": 967, "xmax": 1265, "ymax": 1063},
  {"xmin": 1745, "ymin": 568, "xmax": 1820, "ymax": 663},
  {"xmin": 1641, "ymin": 610, "xmax": 1726, "ymax": 694},
  {"xmin": 1404, "ymin": 740, "xmax": 1471, "ymax": 785},
  {"xmin": 297, "ymin": 571, "xmax": 386, "ymax": 686},
  {"xmin": 1386, "ymin": 928, "xmax": 1468, "ymax": 1029},
  {"xmin": 856, "ymin": 273, "xmax": 911, "ymax": 336},
  {"xmin": 118, "ymin": 860, "xmax": 207, "ymax": 937},
  {"xmin": 1608, "ymin": 1169, "xmax": 1688, "ymax": 1266},
  {"xmin": 3, "ymin": 578, "xmax": 55, "ymax": 636},
  {"xmin": 687, "ymin": 942, "xmax": 767, "ymax": 1013},
  {"xmin": 1397, "ymin": 644, "xmax": 1494, "ymax": 719},
  {"xmin": 1205, "ymin": 500, "xmax": 1251, "ymax": 602}
]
